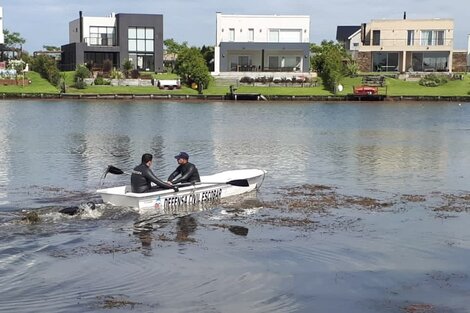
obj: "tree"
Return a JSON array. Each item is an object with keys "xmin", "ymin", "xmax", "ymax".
[
  {"xmin": 175, "ymin": 47, "xmax": 211, "ymax": 90},
  {"xmin": 310, "ymin": 40, "xmax": 349, "ymax": 93},
  {"xmin": 42, "ymin": 45, "xmax": 61, "ymax": 51},
  {"xmin": 164, "ymin": 38, "xmax": 188, "ymax": 55},
  {"xmin": 200, "ymin": 45, "xmax": 214, "ymax": 72},
  {"xmin": 3, "ymin": 29, "xmax": 26, "ymax": 49},
  {"xmin": 31, "ymin": 54, "xmax": 60, "ymax": 86},
  {"xmin": 74, "ymin": 64, "xmax": 91, "ymax": 89},
  {"xmin": 164, "ymin": 39, "xmax": 189, "ymax": 72}
]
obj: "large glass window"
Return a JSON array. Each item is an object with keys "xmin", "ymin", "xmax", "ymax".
[
  {"xmin": 88, "ymin": 26, "xmax": 116, "ymax": 46},
  {"xmin": 84, "ymin": 52, "xmax": 118, "ymax": 68},
  {"xmin": 411, "ymin": 52, "xmax": 448, "ymax": 71},
  {"xmin": 267, "ymin": 56, "xmax": 301, "ymax": 71},
  {"xmin": 372, "ymin": 52, "xmax": 398, "ymax": 72},
  {"xmin": 128, "ymin": 27, "xmax": 154, "ymax": 52},
  {"xmin": 128, "ymin": 53, "xmax": 155, "ymax": 71},
  {"xmin": 420, "ymin": 30, "xmax": 445, "ymax": 46}
]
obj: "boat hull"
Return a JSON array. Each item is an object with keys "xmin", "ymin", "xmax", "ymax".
[{"xmin": 97, "ymin": 169, "xmax": 266, "ymax": 210}]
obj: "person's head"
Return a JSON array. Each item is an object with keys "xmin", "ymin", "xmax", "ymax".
[
  {"xmin": 174, "ymin": 152, "xmax": 189, "ymax": 165},
  {"xmin": 141, "ymin": 153, "xmax": 153, "ymax": 166}
]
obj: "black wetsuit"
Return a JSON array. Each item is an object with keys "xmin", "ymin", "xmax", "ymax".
[
  {"xmin": 131, "ymin": 163, "xmax": 175, "ymax": 193},
  {"xmin": 168, "ymin": 162, "xmax": 200, "ymax": 184}
]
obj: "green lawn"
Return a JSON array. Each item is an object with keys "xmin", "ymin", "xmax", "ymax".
[
  {"xmin": 385, "ymin": 76, "xmax": 470, "ymax": 96},
  {"xmin": 0, "ymin": 72, "xmax": 59, "ymax": 93},
  {"xmin": 2, "ymin": 71, "xmax": 469, "ymax": 97}
]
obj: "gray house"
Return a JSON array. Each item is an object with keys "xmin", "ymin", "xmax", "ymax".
[{"xmin": 61, "ymin": 12, "xmax": 163, "ymax": 72}]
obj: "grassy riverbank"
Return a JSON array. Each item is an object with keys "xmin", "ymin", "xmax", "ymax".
[{"xmin": 1, "ymin": 71, "xmax": 469, "ymax": 98}]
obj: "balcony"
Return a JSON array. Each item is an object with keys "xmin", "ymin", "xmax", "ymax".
[
  {"xmin": 362, "ymin": 38, "xmax": 453, "ymax": 48},
  {"xmin": 84, "ymin": 37, "xmax": 116, "ymax": 47}
]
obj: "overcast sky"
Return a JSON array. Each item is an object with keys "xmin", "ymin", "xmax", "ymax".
[{"xmin": 2, "ymin": 0, "xmax": 469, "ymax": 52}]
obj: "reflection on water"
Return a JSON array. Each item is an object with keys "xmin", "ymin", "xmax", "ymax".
[{"xmin": 1, "ymin": 100, "xmax": 470, "ymax": 312}]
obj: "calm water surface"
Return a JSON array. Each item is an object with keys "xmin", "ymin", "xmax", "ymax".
[{"xmin": 1, "ymin": 100, "xmax": 470, "ymax": 312}]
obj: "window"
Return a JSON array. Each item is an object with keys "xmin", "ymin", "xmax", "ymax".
[
  {"xmin": 279, "ymin": 29, "xmax": 301, "ymax": 42},
  {"xmin": 372, "ymin": 52, "xmax": 398, "ymax": 72},
  {"xmin": 229, "ymin": 28, "xmax": 235, "ymax": 41},
  {"xmin": 269, "ymin": 29, "xmax": 302, "ymax": 42},
  {"xmin": 407, "ymin": 30, "xmax": 414, "ymax": 46},
  {"xmin": 411, "ymin": 52, "xmax": 448, "ymax": 71},
  {"xmin": 420, "ymin": 30, "xmax": 445, "ymax": 46},
  {"xmin": 269, "ymin": 30, "xmax": 279, "ymax": 42},
  {"xmin": 268, "ymin": 56, "xmax": 279, "ymax": 69},
  {"xmin": 248, "ymin": 28, "xmax": 254, "ymax": 42},
  {"xmin": 128, "ymin": 27, "xmax": 154, "ymax": 52},
  {"xmin": 88, "ymin": 26, "xmax": 116, "ymax": 46},
  {"xmin": 238, "ymin": 56, "xmax": 250, "ymax": 67},
  {"xmin": 372, "ymin": 30, "xmax": 380, "ymax": 46},
  {"xmin": 128, "ymin": 53, "xmax": 155, "ymax": 71}
]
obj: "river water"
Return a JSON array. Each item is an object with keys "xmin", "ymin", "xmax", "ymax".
[{"xmin": 1, "ymin": 100, "xmax": 470, "ymax": 313}]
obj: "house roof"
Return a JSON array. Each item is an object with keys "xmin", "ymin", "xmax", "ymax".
[{"xmin": 336, "ymin": 26, "xmax": 361, "ymax": 42}]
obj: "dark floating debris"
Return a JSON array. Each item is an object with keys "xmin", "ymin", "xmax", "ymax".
[
  {"xmin": 59, "ymin": 201, "xmax": 96, "ymax": 215},
  {"xmin": 228, "ymin": 225, "xmax": 249, "ymax": 236}
]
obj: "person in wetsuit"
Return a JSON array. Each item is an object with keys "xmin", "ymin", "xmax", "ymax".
[
  {"xmin": 167, "ymin": 152, "xmax": 201, "ymax": 184},
  {"xmin": 131, "ymin": 153, "xmax": 177, "ymax": 193}
]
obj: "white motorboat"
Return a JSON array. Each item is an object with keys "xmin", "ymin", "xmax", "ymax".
[{"xmin": 97, "ymin": 169, "xmax": 266, "ymax": 210}]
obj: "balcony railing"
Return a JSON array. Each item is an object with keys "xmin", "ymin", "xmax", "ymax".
[
  {"xmin": 362, "ymin": 38, "xmax": 453, "ymax": 47},
  {"xmin": 84, "ymin": 37, "xmax": 116, "ymax": 47}
]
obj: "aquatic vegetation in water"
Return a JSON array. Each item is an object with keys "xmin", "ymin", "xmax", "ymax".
[
  {"xmin": 96, "ymin": 295, "xmax": 143, "ymax": 309},
  {"xmin": 21, "ymin": 211, "xmax": 41, "ymax": 224}
]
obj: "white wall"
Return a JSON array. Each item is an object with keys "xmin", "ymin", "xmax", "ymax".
[
  {"xmin": 0, "ymin": 7, "xmax": 4, "ymax": 45},
  {"xmin": 216, "ymin": 13, "xmax": 310, "ymax": 46},
  {"xmin": 349, "ymin": 30, "xmax": 361, "ymax": 51},
  {"xmin": 69, "ymin": 15, "xmax": 116, "ymax": 43},
  {"xmin": 468, "ymin": 34, "xmax": 470, "ymax": 67}
]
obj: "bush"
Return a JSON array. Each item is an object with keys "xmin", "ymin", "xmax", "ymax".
[
  {"xmin": 345, "ymin": 61, "xmax": 359, "ymax": 77},
  {"xmin": 74, "ymin": 64, "xmax": 91, "ymax": 89},
  {"xmin": 102, "ymin": 59, "xmax": 113, "ymax": 73},
  {"xmin": 47, "ymin": 66, "xmax": 60, "ymax": 86},
  {"xmin": 110, "ymin": 68, "xmax": 123, "ymax": 79},
  {"xmin": 122, "ymin": 59, "xmax": 133, "ymax": 78},
  {"xmin": 94, "ymin": 74, "xmax": 110, "ymax": 85},
  {"xmin": 31, "ymin": 54, "xmax": 61, "ymax": 86},
  {"xmin": 419, "ymin": 74, "xmax": 448, "ymax": 87},
  {"xmin": 130, "ymin": 69, "xmax": 140, "ymax": 79},
  {"xmin": 240, "ymin": 76, "xmax": 254, "ymax": 84},
  {"xmin": 74, "ymin": 80, "xmax": 87, "ymax": 89},
  {"xmin": 85, "ymin": 62, "xmax": 93, "ymax": 72}
]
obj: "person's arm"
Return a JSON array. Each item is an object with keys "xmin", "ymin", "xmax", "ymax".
[
  {"xmin": 167, "ymin": 167, "xmax": 181, "ymax": 182},
  {"xmin": 145, "ymin": 168, "xmax": 177, "ymax": 190},
  {"xmin": 172, "ymin": 164, "xmax": 197, "ymax": 184}
]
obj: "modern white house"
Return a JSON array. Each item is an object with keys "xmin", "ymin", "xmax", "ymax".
[
  {"xmin": 61, "ymin": 11, "xmax": 164, "ymax": 72},
  {"xmin": 213, "ymin": 13, "xmax": 311, "ymax": 76}
]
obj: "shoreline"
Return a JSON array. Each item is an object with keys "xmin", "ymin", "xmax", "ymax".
[{"xmin": 1, "ymin": 92, "xmax": 470, "ymax": 102}]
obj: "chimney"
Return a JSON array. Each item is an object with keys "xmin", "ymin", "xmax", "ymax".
[
  {"xmin": 79, "ymin": 11, "xmax": 83, "ymax": 43},
  {"xmin": 404, "ymin": 11, "xmax": 407, "ymax": 20}
]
